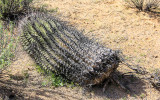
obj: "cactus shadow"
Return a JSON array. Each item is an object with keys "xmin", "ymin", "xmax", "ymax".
[
  {"xmin": 0, "ymin": 79, "xmax": 80, "ymax": 100},
  {"xmin": 90, "ymin": 72, "xmax": 147, "ymax": 100}
]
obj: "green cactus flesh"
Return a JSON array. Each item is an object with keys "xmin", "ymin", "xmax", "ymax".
[{"xmin": 20, "ymin": 14, "xmax": 121, "ymax": 85}]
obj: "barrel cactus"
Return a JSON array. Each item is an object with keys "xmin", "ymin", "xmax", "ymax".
[{"xmin": 19, "ymin": 13, "xmax": 121, "ymax": 86}]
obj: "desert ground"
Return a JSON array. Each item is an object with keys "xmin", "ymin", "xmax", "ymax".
[{"xmin": 0, "ymin": 0, "xmax": 160, "ymax": 100}]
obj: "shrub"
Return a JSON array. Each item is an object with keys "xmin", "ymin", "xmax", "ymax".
[
  {"xmin": 0, "ymin": 0, "xmax": 33, "ymax": 21},
  {"xmin": 0, "ymin": 22, "xmax": 17, "ymax": 69},
  {"xmin": 125, "ymin": 0, "xmax": 160, "ymax": 12}
]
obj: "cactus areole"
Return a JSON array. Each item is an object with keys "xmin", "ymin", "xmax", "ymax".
[{"xmin": 19, "ymin": 13, "xmax": 121, "ymax": 86}]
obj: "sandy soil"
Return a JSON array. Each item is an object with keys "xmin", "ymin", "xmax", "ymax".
[{"xmin": 0, "ymin": 0, "xmax": 160, "ymax": 100}]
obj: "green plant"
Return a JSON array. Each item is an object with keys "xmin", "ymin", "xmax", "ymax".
[
  {"xmin": 41, "ymin": 81, "xmax": 48, "ymax": 86},
  {"xmin": 0, "ymin": 22, "xmax": 17, "ymax": 69},
  {"xmin": 36, "ymin": 65, "xmax": 46, "ymax": 74},
  {"xmin": 50, "ymin": 72, "xmax": 65, "ymax": 87},
  {"xmin": 36, "ymin": 65, "xmax": 66, "ymax": 87},
  {"xmin": 122, "ymin": 97, "xmax": 127, "ymax": 100},
  {"xmin": 140, "ymin": 93, "xmax": 146, "ymax": 99},
  {"xmin": 0, "ymin": 0, "xmax": 33, "ymax": 20}
]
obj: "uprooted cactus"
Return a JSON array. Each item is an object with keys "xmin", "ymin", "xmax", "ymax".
[
  {"xmin": 19, "ymin": 13, "xmax": 121, "ymax": 86},
  {"xmin": 18, "ymin": 13, "xmax": 160, "ymax": 91}
]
